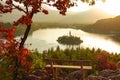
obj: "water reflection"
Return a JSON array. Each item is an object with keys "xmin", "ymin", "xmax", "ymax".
[{"xmin": 24, "ymin": 28, "xmax": 120, "ymax": 53}]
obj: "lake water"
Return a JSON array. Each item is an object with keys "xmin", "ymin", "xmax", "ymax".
[{"xmin": 22, "ymin": 28, "xmax": 120, "ymax": 53}]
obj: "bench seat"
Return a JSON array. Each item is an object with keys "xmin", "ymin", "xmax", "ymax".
[{"xmin": 46, "ymin": 64, "xmax": 92, "ymax": 69}]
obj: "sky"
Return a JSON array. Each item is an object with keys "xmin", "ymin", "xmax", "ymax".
[
  {"xmin": 0, "ymin": 0, "xmax": 120, "ymax": 23},
  {"xmin": 68, "ymin": 0, "xmax": 120, "ymax": 16}
]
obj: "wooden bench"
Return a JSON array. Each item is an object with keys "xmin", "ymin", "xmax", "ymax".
[{"xmin": 44, "ymin": 58, "xmax": 92, "ymax": 80}]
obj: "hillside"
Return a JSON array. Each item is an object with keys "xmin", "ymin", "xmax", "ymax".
[
  {"xmin": 0, "ymin": 22, "xmax": 12, "ymax": 28},
  {"xmin": 79, "ymin": 15, "xmax": 120, "ymax": 41},
  {"xmin": 81, "ymin": 15, "xmax": 120, "ymax": 34}
]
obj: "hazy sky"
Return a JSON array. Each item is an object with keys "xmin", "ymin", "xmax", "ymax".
[
  {"xmin": 68, "ymin": 0, "xmax": 120, "ymax": 16},
  {"xmin": 0, "ymin": 0, "xmax": 120, "ymax": 23}
]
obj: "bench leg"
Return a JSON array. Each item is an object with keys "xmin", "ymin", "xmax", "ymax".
[
  {"xmin": 82, "ymin": 70, "xmax": 85, "ymax": 80},
  {"xmin": 52, "ymin": 68, "xmax": 58, "ymax": 80},
  {"xmin": 54, "ymin": 68, "xmax": 57, "ymax": 80}
]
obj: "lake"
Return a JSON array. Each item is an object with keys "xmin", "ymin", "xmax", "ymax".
[{"xmin": 22, "ymin": 28, "xmax": 120, "ymax": 53}]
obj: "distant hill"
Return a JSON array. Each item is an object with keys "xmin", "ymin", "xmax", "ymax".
[
  {"xmin": 0, "ymin": 22, "xmax": 12, "ymax": 28},
  {"xmin": 0, "ymin": 8, "xmax": 114, "ymax": 24},
  {"xmin": 82, "ymin": 15, "xmax": 120, "ymax": 34},
  {"xmin": 59, "ymin": 8, "xmax": 114, "ymax": 24},
  {"xmin": 33, "ymin": 8, "xmax": 114, "ymax": 24}
]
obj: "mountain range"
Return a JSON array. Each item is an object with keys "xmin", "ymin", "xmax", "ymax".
[{"xmin": 0, "ymin": 8, "xmax": 115, "ymax": 24}]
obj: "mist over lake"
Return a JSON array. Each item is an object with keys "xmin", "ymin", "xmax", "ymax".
[{"xmin": 21, "ymin": 28, "xmax": 120, "ymax": 53}]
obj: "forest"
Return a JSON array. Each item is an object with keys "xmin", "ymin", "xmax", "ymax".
[{"xmin": 1, "ymin": 45, "xmax": 120, "ymax": 80}]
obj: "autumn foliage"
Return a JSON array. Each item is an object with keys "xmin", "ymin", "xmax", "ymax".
[
  {"xmin": 0, "ymin": 0, "xmax": 78, "ymax": 79},
  {"xmin": 15, "ymin": 13, "xmax": 32, "ymax": 26},
  {"xmin": 96, "ymin": 52, "xmax": 118, "ymax": 71},
  {"xmin": 0, "ymin": 25, "xmax": 32, "ymax": 79}
]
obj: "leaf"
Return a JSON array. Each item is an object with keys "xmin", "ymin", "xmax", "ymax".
[
  {"xmin": 15, "ymin": 14, "xmax": 32, "ymax": 26},
  {"xmin": 42, "ymin": 9, "xmax": 49, "ymax": 14}
]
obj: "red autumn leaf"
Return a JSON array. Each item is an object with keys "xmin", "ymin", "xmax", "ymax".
[
  {"xmin": 6, "ymin": 1, "xmax": 12, "ymax": 5},
  {"xmin": 15, "ymin": 14, "xmax": 32, "ymax": 26},
  {"xmin": 42, "ymin": 9, "xmax": 49, "ymax": 14}
]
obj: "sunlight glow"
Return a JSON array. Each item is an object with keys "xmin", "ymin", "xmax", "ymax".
[
  {"xmin": 101, "ymin": 0, "xmax": 120, "ymax": 15},
  {"xmin": 69, "ymin": 0, "xmax": 120, "ymax": 16},
  {"xmin": 68, "ymin": 1, "xmax": 91, "ymax": 12}
]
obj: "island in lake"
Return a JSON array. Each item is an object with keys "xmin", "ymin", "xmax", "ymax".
[{"xmin": 57, "ymin": 31, "xmax": 83, "ymax": 46}]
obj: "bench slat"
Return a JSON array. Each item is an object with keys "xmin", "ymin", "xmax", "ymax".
[{"xmin": 46, "ymin": 64, "xmax": 92, "ymax": 69}]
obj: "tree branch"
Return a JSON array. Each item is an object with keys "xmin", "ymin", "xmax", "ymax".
[
  {"xmin": 25, "ymin": 5, "xmax": 28, "ymax": 13},
  {"xmin": 12, "ymin": 4, "xmax": 26, "ymax": 13}
]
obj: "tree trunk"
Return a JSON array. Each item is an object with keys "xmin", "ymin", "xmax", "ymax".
[
  {"xmin": 19, "ymin": 25, "xmax": 31, "ymax": 49},
  {"xmin": 13, "ymin": 12, "xmax": 34, "ymax": 80},
  {"xmin": 19, "ymin": 12, "xmax": 34, "ymax": 50}
]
